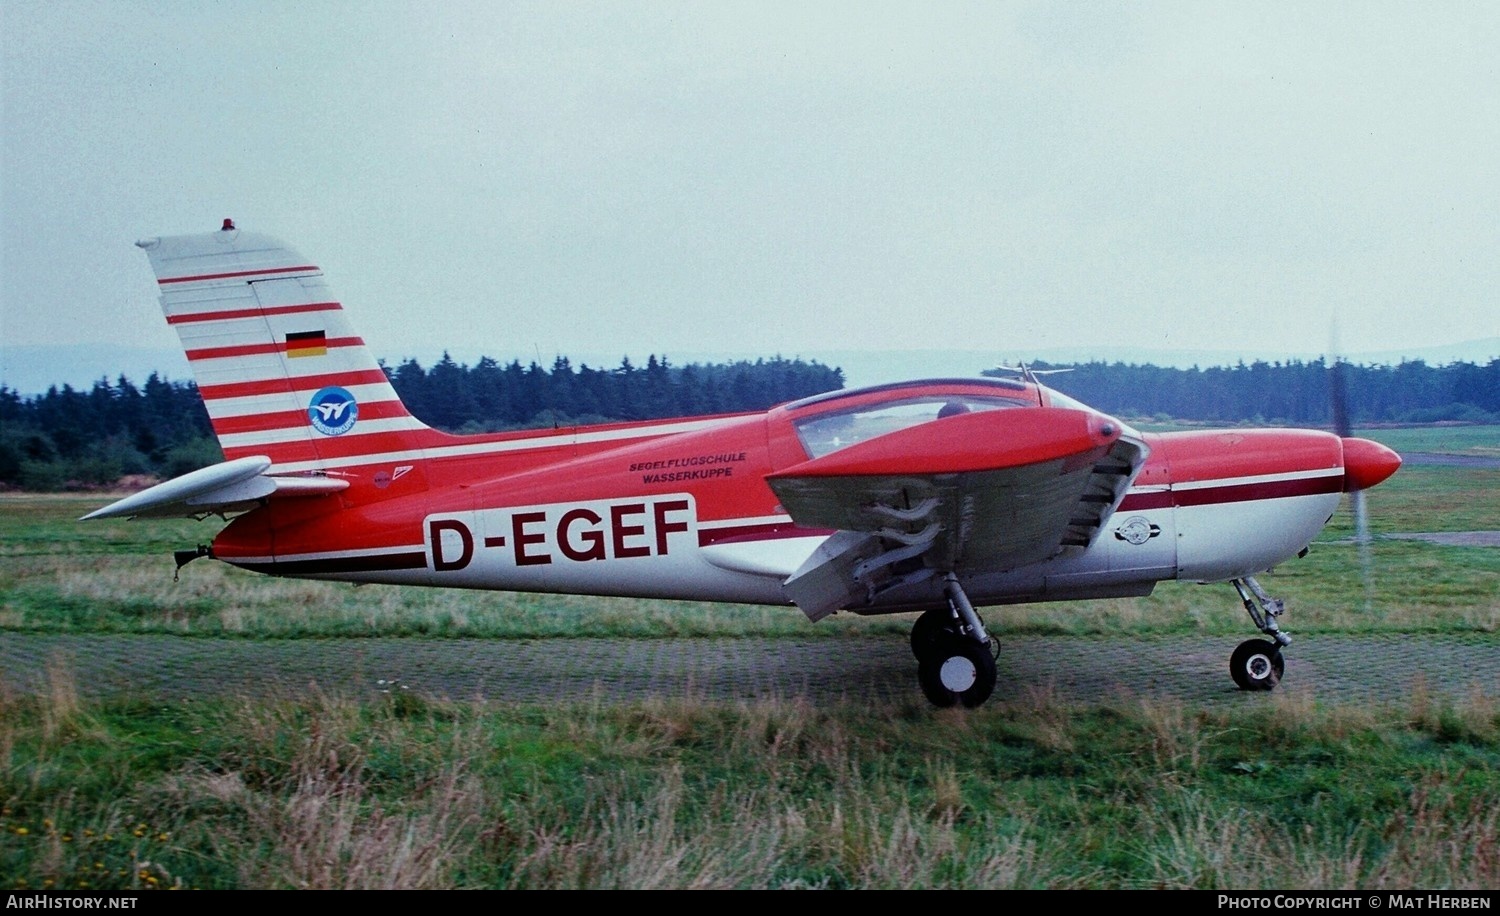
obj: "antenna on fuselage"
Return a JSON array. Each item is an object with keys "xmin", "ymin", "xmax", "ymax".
[{"xmin": 991, "ymin": 362, "xmax": 1073, "ymax": 406}]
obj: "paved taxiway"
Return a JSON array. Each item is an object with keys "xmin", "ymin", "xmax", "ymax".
[{"xmin": 2, "ymin": 633, "xmax": 1495, "ymax": 707}]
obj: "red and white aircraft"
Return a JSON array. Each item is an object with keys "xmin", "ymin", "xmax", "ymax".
[{"xmin": 86, "ymin": 221, "xmax": 1402, "ymax": 707}]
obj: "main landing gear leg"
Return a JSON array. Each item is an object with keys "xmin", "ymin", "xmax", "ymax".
[
  {"xmin": 911, "ymin": 574, "xmax": 999, "ymax": 709},
  {"xmin": 1228, "ymin": 576, "xmax": 1289, "ymax": 691}
]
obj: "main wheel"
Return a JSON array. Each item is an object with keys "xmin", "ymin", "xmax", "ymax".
[
  {"xmin": 910, "ymin": 608, "xmax": 959, "ymax": 659},
  {"xmin": 917, "ymin": 640, "xmax": 997, "ymax": 708},
  {"xmin": 1229, "ymin": 639, "xmax": 1285, "ymax": 690}
]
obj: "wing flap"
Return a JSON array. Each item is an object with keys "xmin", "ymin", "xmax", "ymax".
[
  {"xmin": 782, "ymin": 530, "xmax": 886, "ymax": 621},
  {"xmin": 766, "ymin": 407, "xmax": 1149, "ymax": 617}
]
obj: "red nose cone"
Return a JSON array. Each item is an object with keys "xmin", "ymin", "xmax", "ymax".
[{"xmin": 1341, "ymin": 437, "xmax": 1401, "ymax": 491}]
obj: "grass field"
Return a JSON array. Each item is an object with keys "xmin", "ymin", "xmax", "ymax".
[{"xmin": 2, "ymin": 426, "xmax": 1497, "ymax": 889}]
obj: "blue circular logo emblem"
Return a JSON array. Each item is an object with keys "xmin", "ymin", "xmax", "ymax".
[{"xmin": 308, "ymin": 386, "xmax": 358, "ymax": 436}]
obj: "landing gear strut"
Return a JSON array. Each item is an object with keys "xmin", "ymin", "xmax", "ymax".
[
  {"xmin": 911, "ymin": 573, "xmax": 999, "ymax": 708},
  {"xmin": 1229, "ymin": 576, "xmax": 1289, "ymax": 691}
]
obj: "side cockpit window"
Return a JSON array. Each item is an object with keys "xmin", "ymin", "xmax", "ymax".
[{"xmin": 793, "ymin": 396, "xmax": 1020, "ymax": 459}]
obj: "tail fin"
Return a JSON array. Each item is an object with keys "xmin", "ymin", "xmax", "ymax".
[{"xmin": 138, "ymin": 221, "xmax": 438, "ymax": 476}]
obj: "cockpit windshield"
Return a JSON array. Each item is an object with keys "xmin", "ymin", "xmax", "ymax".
[
  {"xmin": 792, "ymin": 395, "xmax": 1022, "ymax": 459},
  {"xmin": 1042, "ymin": 387, "xmax": 1090, "ymax": 412}
]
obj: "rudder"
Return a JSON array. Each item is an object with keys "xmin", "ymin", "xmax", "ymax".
[{"xmin": 139, "ymin": 220, "xmax": 438, "ymax": 482}]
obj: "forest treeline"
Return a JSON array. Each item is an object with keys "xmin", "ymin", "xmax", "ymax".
[
  {"xmin": 1, "ymin": 353, "xmax": 1495, "ymax": 491},
  {"xmin": 383, "ymin": 353, "xmax": 843, "ymax": 431},
  {"xmin": 0, "ymin": 353, "xmax": 843, "ymax": 490}
]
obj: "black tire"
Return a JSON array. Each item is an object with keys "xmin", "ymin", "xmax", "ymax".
[
  {"xmin": 910, "ymin": 608, "xmax": 958, "ymax": 660},
  {"xmin": 917, "ymin": 640, "xmax": 997, "ymax": 708},
  {"xmin": 1230, "ymin": 639, "xmax": 1285, "ymax": 691}
]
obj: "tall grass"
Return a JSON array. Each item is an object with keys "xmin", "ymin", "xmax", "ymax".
[{"xmin": 3, "ymin": 660, "xmax": 1497, "ymax": 889}]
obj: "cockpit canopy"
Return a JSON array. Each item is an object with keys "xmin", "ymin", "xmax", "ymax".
[
  {"xmin": 792, "ymin": 394, "xmax": 1028, "ymax": 458},
  {"xmin": 779, "ymin": 378, "xmax": 1040, "ymax": 460}
]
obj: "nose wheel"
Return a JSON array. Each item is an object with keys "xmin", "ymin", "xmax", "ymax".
[
  {"xmin": 1229, "ymin": 577, "xmax": 1291, "ymax": 691},
  {"xmin": 1230, "ymin": 638, "xmax": 1285, "ymax": 690}
]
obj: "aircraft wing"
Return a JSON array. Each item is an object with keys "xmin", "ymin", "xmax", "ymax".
[
  {"xmin": 765, "ymin": 408, "xmax": 1147, "ymax": 619},
  {"xmin": 81, "ymin": 455, "xmax": 348, "ymax": 521}
]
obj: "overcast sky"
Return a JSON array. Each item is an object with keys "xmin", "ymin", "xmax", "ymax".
[{"xmin": 3, "ymin": 1, "xmax": 1497, "ymax": 391}]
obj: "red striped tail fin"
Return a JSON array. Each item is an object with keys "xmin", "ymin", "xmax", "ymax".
[{"xmin": 138, "ymin": 222, "xmax": 440, "ymax": 481}]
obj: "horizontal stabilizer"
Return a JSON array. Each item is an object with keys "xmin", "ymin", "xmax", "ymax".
[{"xmin": 81, "ymin": 455, "xmax": 348, "ymax": 520}]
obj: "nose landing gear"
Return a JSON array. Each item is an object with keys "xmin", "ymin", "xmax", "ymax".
[{"xmin": 1230, "ymin": 576, "xmax": 1290, "ymax": 691}]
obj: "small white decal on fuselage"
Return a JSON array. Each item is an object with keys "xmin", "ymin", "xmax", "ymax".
[{"xmin": 1114, "ymin": 516, "xmax": 1162, "ymax": 545}]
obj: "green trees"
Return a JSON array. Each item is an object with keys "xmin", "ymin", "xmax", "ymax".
[
  {"xmin": 0, "ymin": 355, "xmax": 845, "ymax": 489},
  {"xmin": 377, "ymin": 353, "xmax": 845, "ymax": 430},
  {"xmin": 0, "ymin": 374, "xmax": 216, "ymax": 489}
]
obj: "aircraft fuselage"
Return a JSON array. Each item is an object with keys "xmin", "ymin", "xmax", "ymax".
[{"xmin": 209, "ymin": 384, "xmax": 1369, "ymax": 617}]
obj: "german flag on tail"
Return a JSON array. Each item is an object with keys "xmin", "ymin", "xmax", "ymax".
[{"xmin": 286, "ymin": 330, "xmax": 327, "ymax": 358}]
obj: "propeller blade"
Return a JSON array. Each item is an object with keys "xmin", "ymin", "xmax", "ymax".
[
  {"xmin": 1330, "ymin": 352, "xmax": 1376, "ymax": 611},
  {"xmin": 1352, "ymin": 487, "xmax": 1374, "ymax": 613},
  {"xmin": 1330, "ymin": 357, "xmax": 1353, "ymax": 439}
]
